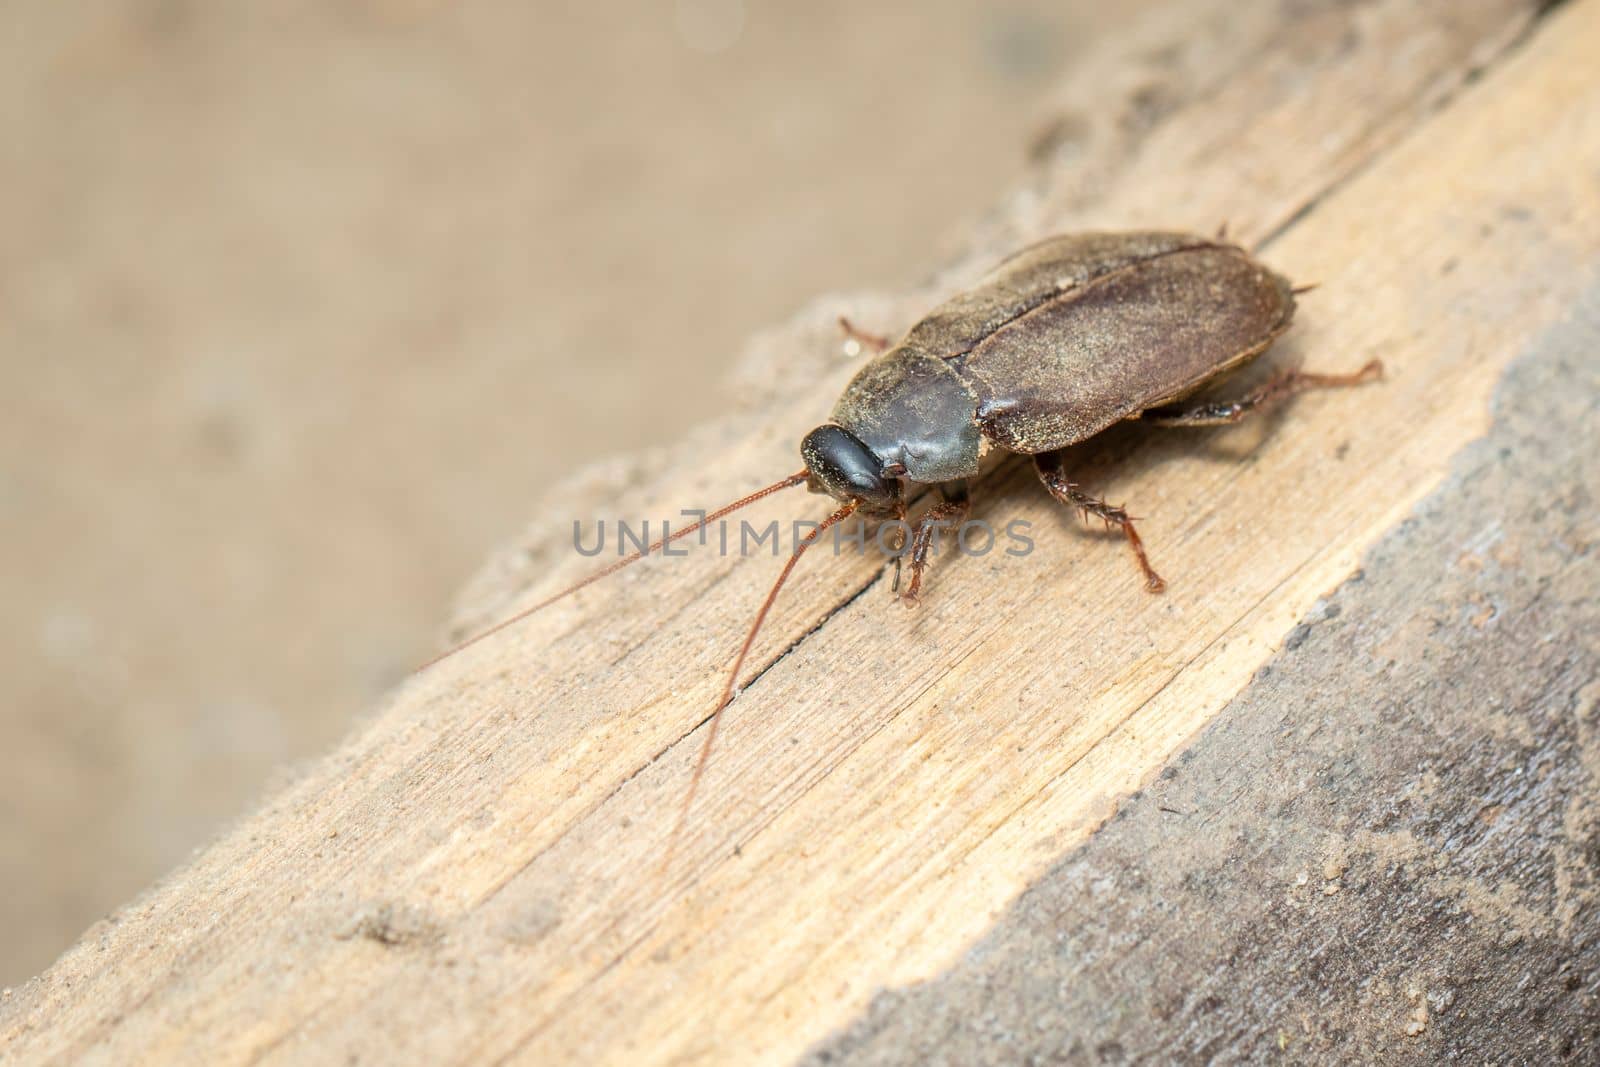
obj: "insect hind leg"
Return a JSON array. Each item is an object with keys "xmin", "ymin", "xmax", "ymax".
[
  {"xmin": 1143, "ymin": 359, "xmax": 1382, "ymax": 426},
  {"xmin": 1034, "ymin": 452, "xmax": 1165, "ymax": 593}
]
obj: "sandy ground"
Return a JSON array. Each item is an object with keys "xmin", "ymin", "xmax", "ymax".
[{"xmin": 0, "ymin": 0, "xmax": 1156, "ymax": 982}]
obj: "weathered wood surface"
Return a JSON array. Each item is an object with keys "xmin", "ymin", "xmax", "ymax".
[
  {"xmin": 3, "ymin": 0, "xmax": 1596, "ymax": 1063},
  {"xmin": 805, "ymin": 280, "xmax": 1600, "ymax": 1065}
]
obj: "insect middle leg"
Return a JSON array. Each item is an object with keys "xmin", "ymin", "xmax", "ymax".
[
  {"xmin": 1143, "ymin": 359, "xmax": 1382, "ymax": 426},
  {"xmin": 897, "ymin": 484, "xmax": 970, "ymax": 606},
  {"xmin": 1034, "ymin": 452, "xmax": 1165, "ymax": 593}
]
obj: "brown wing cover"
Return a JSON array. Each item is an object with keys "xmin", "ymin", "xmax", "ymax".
[
  {"xmin": 902, "ymin": 232, "xmax": 1202, "ymax": 359},
  {"xmin": 954, "ymin": 243, "xmax": 1295, "ymax": 454}
]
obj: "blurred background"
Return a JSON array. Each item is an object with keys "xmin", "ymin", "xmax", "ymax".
[{"xmin": 0, "ymin": 0, "xmax": 1158, "ymax": 983}]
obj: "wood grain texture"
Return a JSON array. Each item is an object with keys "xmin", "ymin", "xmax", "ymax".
[
  {"xmin": 3, "ymin": 0, "xmax": 1590, "ymax": 1063},
  {"xmin": 806, "ymin": 281, "xmax": 1600, "ymax": 1065}
]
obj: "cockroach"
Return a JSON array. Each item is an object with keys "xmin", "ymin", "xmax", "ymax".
[{"xmin": 421, "ymin": 230, "xmax": 1381, "ymax": 852}]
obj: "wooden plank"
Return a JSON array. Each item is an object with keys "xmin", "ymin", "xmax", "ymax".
[
  {"xmin": 806, "ymin": 277, "xmax": 1600, "ymax": 1064},
  {"xmin": 3, "ymin": 0, "xmax": 1587, "ymax": 1062}
]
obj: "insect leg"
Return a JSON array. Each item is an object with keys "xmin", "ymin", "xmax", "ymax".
[
  {"xmin": 899, "ymin": 484, "xmax": 971, "ymax": 606},
  {"xmin": 1034, "ymin": 452, "xmax": 1165, "ymax": 593},
  {"xmin": 1143, "ymin": 359, "xmax": 1383, "ymax": 427},
  {"xmin": 838, "ymin": 316, "xmax": 891, "ymax": 356}
]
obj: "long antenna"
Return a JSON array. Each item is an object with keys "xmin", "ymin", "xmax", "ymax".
[
  {"xmin": 662, "ymin": 497, "xmax": 861, "ymax": 870},
  {"xmin": 414, "ymin": 469, "xmax": 811, "ymax": 672}
]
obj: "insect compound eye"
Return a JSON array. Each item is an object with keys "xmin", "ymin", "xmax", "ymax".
[{"xmin": 800, "ymin": 424, "xmax": 896, "ymax": 511}]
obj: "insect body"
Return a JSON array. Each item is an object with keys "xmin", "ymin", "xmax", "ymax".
[
  {"xmin": 805, "ymin": 230, "xmax": 1377, "ymax": 598},
  {"xmin": 424, "ymin": 230, "xmax": 1380, "ymax": 853}
]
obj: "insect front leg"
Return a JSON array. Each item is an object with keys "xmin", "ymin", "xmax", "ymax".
[
  {"xmin": 1143, "ymin": 359, "xmax": 1383, "ymax": 426},
  {"xmin": 898, "ymin": 483, "xmax": 970, "ymax": 607},
  {"xmin": 1034, "ymin": 452, "xmax": 1165, "ymax": 593}
]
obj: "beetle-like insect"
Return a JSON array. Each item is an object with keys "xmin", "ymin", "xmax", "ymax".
[{"xmin": 424, "ymin": 231, "xmax": 1381, "ymax": 844}]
